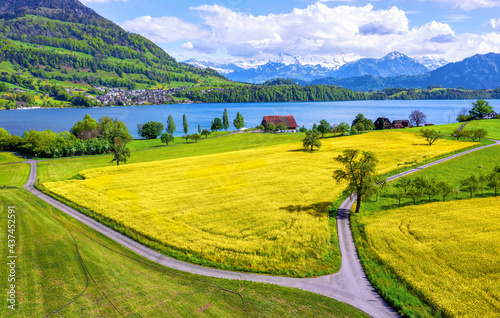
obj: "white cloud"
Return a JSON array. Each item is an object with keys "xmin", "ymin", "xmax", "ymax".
[
  {"xmin": 120, "ymin": 16, "xmax": 209, "ymax": 43},
  {"xmin": 80, "ymin": 0, "xmax": 128, "ymax": 3},
  {"xmin": 181, "ymin": 41, "xmax": 194, "ymax": 50},
  {"xmin": 421, "ymin": 0, "xmax": 500, "ymax": 10},
  {"xmin": 491, "ymin": 19, "xmax": 500, "ymax": 31}
]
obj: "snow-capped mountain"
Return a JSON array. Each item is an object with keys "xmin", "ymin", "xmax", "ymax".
[
  {"xmin": 183, "ymin": 52, "xmax": 448, "ymax": 84},
  {"xmin": 413, "ymin": 56, "xmax": 449, "ymax": 71}
]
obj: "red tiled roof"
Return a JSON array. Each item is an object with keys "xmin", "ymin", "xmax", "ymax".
[{"xmin": 261, "ymin": 115, "xmax": 299, "ymax": 129}]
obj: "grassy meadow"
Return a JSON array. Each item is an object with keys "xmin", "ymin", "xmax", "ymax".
[
  {"xmin": 355, "ymin": 197, "xmax": 500, "ymax": 317},
  {"xmin": 0, "ymin": 189, "xmax": 368, "ymax": 318},
  {"xmin": 43, "ymin": 130, "xmax": 476, "ymax": 276},
  {"xmin": 464, "ymin": 119, "xmax": 500, "ymax": 140},
  {"xmin": 0, "ymin": 163, "xmax": 30, "ymax": 187},
  {"xmin": 0, "ymin": 152, "xmax": 25, "ymax": 164}
]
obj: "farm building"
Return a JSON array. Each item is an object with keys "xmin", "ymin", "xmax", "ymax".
[
  {"xmin": 392, "ymin": 120, "xmax": 411, "ymax": 128},
  {"xmin": 374, "ymin": 117, "xmax": 393, "ymax": 130},
  {"xmin": 261, "ymin": 115, "xmax": 299, "ymax": 132},
  {"xmin": 486, "ymin": 111, "xmax": 498, "ymax": 119}
]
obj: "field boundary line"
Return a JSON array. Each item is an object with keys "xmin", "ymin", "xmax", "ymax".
[{"xmin": 23, "ymin": 139, "xmax": 499, "ymax": 318}]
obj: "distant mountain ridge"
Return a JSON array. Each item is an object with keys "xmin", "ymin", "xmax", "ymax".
[{"xmin": 186, "ymin": 52, "xmax": 446, "ymax": 84}]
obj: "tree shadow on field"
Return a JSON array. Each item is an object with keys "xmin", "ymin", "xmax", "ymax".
[{"xmin": 280, "ymin": 202, "xmax": 331, "ymax": 218}]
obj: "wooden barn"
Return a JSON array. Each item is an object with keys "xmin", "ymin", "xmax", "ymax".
[
  {"xmin": 261, "ymin": 115, "xmax": 299, "ymax": 132},
  {"xmin": 392, "ymin": 120, "xmax": 411, "ymax": 128},
  {"xmin": 374, "ymin": 117, "xmax": 393, "ymax": 130}
]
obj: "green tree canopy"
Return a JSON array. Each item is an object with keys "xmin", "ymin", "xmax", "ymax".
[
  {"xmin": 160, "ymin": 132, "xmax": 174, "ymax": 146},
  {"xmin": 201, "ymin": 129, "xmax": 211, "ymax": 138},
  {"xmin": 469, "ymin": 100, "xmax": 493, "ymax": 119},
  {"xmin": 333, "ymin": 149, "xmax": 378, "ymax": 213},
  {"xmin": 211, "ymin": 117, "xmax": 223, "ymax": 132},
  {"xmin": 223, "ymin": 108, "xmax": 230, "ymax": 131},
  {"xmin": 302, "ymin": 129, "xmax": 321, "ymax": 151},
  {"xmin": 70, "ymin": 114, "xmax": 99, "ymax": 140},
  {"xmin": 98, "ymin": 116, "xmax": 132, "ymax": 146},
  {"xmin": 139, "ymin": 121, "xmax": 164, "ymax": 139},
  {"xmin": 233, "ymin": 112, "xmax": 245, "ymax": 129},
  {"xmin": 421, "ymin": 128, "xmax": 443, "ymax": 145},
  {"xmin": 110, "ymin": 137, "xmax": 130, "ymax": 166},
  {"xmin": 183, "ymin": 114, "xmax": 188, "ymax": 135},
  {"xmin": 351, "ymin": 113, "xmax": 375, "ymax": 131},
  {"xmin": 166, "ymin": 115, "xmax": 176, "ymax": 135},
  {"xmin": 317, "ymin": 119, "xmax": 331, "ymax": 138}
]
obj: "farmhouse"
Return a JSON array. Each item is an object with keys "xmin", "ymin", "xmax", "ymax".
[
  {"xmin": 261, "ymin": 115, "xmax": 299, "ymax": 132},
  {"xmin": 486, "ymin": 110, "xmax": 498, "ymax": 119},
  {"xmin": 374, "ymin": 117, "xmax": 393, "ymax": 130},
  {"xmin": 392, "ymin": 120, "xmax": 411, "ymax": 128}
]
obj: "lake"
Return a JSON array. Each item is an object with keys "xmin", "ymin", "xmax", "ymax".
[{"xmin": 0, "ymin": 99, "xmax": 497, "ymax": 138}]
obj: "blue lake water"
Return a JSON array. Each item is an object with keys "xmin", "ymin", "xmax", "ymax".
[{"xmin": 0, "ymin": 99, "xmax": 498, "ymax": 138}]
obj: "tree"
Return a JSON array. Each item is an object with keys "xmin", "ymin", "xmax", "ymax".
[
  {"xmin": 317, "ymin": 119, "xmax": 331, "ymax": 138},
  {"xmin": 302, "ymin": 129, "xmax": 321, "ymax": 151},
  {"xmin": 421, "ymin": 128, "xmax": 443, "ymax": 145},
  {"xmin": 70, "ymin": 114, "xmax": 99, "ymax": 140},
  {"xmin": 337, "ymin": 122, "xmax": 350, "ymax": 135},
  {"xmin": 137, "ymin": 123, "xmax": 143, "ymax": 138},
  {"xmin": 166, "ymin": 115, "xmax": 176, "ymax": 135},
  {"xmin": 211, "ymin": 118, "xmax": 223, "ymax": 132},
  {"xmin": 182, "ymin": 135, "xmax": 190, "ymax": 143},
  {"xmin": 408, "ymin": 110, "xmax": 427, "ymax": 127},
  {"xmin": 191, "ymin": 133, "xmax": 201, "ymax": 143},
  {"xmin": 352, "ymin": 113, "xmax": 375, "ymax": 131},
  {"xmin": 160, "ymin": 132, "xmax": 174, "ymax": 146},
  {"xmin": 461, "ymin": 175, "xmax": 479, "ymax": 199},
  {"xmin": 222, "ymin": 108, "xmax": 230, "ymax": 131},
  {"xmin": 183, "ymin": 114, "xmax": 188, "ymax": 135},
  {"xmin": 452, "ymin": 128, "xmax": 466, "ymax": 140},
  {"xmin": 201, "ymin": 129, "xmax": 211, "ymax": 138},
  {"xmin": 395, "ymin": 176, "xmax": 412, "ymax": 195},
  {"xmin": 487, "ymin": 167, "xmax": 500, "ymax": 196},
  {"xmin": 198, "ymin": 124, "xmax": 201, "ymax": 134},
  {"xmin": 333, "ymin": 149, "xmax": 378, "ymax": 213},
  {"xmin": 422, "ymin": 178, "xmax": 439, "ymax": 202},
  {"xmin": 469, "ymin": 100, "xmax": 493, "ymax": 119},
  {"xmin": 139, "ymin": 121, "xmax": 164, "ymax": 139},
  {"xmin": 98, "ymin": 116, "xmax": 132, "ymax": 146},
  {"xmin": 266, "ymin": 123, "xmax": 277, "ymax": 132},
  {"xmin": 437, "ymin": 181, "xmax": 453, "ymax": 202},
  {"xmin": 467, "ymin": 128, "xmax": 488, "ymax": 142},
  {"xmin": 110, "ymin": 137, "xmax": 130, "ymax": 166},
  {"xmin": 233, "ymin": 112, "xmax": 245, "ymax": 129},
  {"xmin": 299, "ymin": 126, "xmax": 307, "ymax": 133},
  {"xmin": 276, "ymin": 123, "xmax": 287, "ymax": 131}
]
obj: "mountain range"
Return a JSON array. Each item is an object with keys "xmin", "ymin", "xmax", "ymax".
[{"xmin": 185, "ymin": 52, "xmax": 448, "ymax": 85}]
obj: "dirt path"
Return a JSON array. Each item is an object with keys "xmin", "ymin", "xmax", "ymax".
[{"xmin": 22, "ymin": 140, "xmax": 500, "ymax": 318}]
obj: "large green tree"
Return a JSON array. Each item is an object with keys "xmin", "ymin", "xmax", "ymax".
[
  {"xmin": 70, "ymin": 114, "xmax": 99, "ymax": 140},
  {"xmin": 166, "ymin": 115, "xmax": 176, "ymax": 135},
  {"xmin": 222, "ymin": 108, "xmax": 230, "ymax": 131},
  {"xmin": 233, "ymin": 112, "xmax": 245, "ymax": 129},
  {"xmin": 469, "ymin": 100, "xmax": 493, "ymax": 119},
  {"xmin": 98, "ymin": 116, "xmax": 132, "ymax": 145},
  {"xmin": 302, "ymin": 129, "xmax": 321, "ymax": 151},
  {"xmin": 139, "ymin": 121, "xmax": 164, "ymax": 139},
  {"xmin": 110, "ymin": 137, "xmax": 130, "ymax": 166},
  {"xmin": 333, "ymin": 149, "xmax": 378, "ymax": 213},
  {"xmin": 317, "ymin": 119, "xmax": 331, "ymax": 138},
  {"xmin": 183, "ymin": 114, "xmax": 188, "ymax": 135},
  {"xmin": 211, "ymin": 118, "xmax": 223, "ymax": 132},
  {"xmin": 160, "ymin": 132, "xmax": 174, "ymax": 145}
]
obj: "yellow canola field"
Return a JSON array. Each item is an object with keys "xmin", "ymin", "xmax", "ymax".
[
  {"xmin": 361, "ymin": 197, "xmax": 500, "ymax": 317},
  {"xmin": 44, "ymin": 131, "xmax": 475, "ymax": 276}
]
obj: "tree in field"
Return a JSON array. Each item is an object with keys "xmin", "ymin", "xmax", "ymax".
[
  {"xmin": 222, "ymin": 108, "xmax": 230, "ymax": 131},
  {"xmin": 437, "ymin": 181, "xmax": 453, "ymax": 202},
  {"xmin": 337, "ymin": 122, "xmax": 350, "ymax": 135},
  {"xmin": 351, "ymin": 113, "xmax": 375, "ymax": 131},
  {"xmin": 98, "ymin": 116, "xmax": 132, "ymax": 145},
  {"xmin": 233, "ymin": 112, "xmax": 245, "ymax": 129},
  {"xmin": 407, "ymin": 185, "xmax": 422, "ymax": 205},
  {"xmin": 71, "ymin": 114, "xmax": 100, "ymax": 140},
  {"xmin": 408, "ymin": 110, "xmax": 427, "ymax": 127},
  {"xmin": 467, "ymin": 128, "xmax": 488, "ymax": 142},
  {"xmin": 452, "ymin": 128, "xmax": 466, "ymax": 140},
  {"xmin": 303, "ymin": 129, "xmax": 321, "ymax": 151},
  {"xmin": 421, "ymin": 128, "xmax": 443, "ymax": 145},
  {"xmin": 183, "ymin": 114, "xmax": 188, "ymax": 135},
  {"xmin": 198, "ymin": 124, "xmax": 201, "ymax": 134},
  {"xmin": 166, "ymin": 115, "xmax": 176, "ymax": 135},
  {"xmin": 422, "ymin": 178, "xmax": 439, "ymax": 202},
  {"xmin": 276, "ymin": 123, "xmax": 287, "ymax": 131},
  {"xmin": 461, "ymin": 175, "xmax": 479, "ymax": 198},
  {"xmin": 160, "ymin": 132, "xmax": 174, "ymax": 146},
  {"xmin": 201, "ymin": 129, "xmax": 211, "ymax": 138},
  {"xmin": 139, "ymin": 121, "xmax": 164, "ymax": 139},
  {"xmin": 487, "ymin": 166, "xmax": 500, "ymax": 196},
  {"xmin": 469, "ymin": 100, "xmax": 493, "ymax": 119},
  {"xmin": 299, "ymin": 126, "xmax": 307, "ymax": 132},
  {"xmin": 266, "ymin": 123, "xmax": 277, "ymax": 132},
  {"xmin": 333, "ymin": 149, "xmax": 378, "ymax": 213},
  {"xmin": 317, "ymin": 119, "xmax": 331, "ymax": 138},
  {"xmin": 211, "ymin": 118, "xmax": 223, "ymax": 132},
  {"xmin": 191, "ymin": 133, "xmax": 201, "ymax": 143},
  {"xmin": 182, "ymin": 135, "xmax": 190, "ymax": 143},
  {"xmin": 137, "ymin": 123, "xmax": 143, "ymax": 138},
  {"xmin": 110, "ymin": 137, "xmax": 130, "ymax": 166},
  {"xmin": 395, "ymin": 176, "xmax": 412, "ymax": 195}
]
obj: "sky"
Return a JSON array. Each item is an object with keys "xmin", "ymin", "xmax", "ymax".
[{"xmin": 80, "ymin": 0, "xmax": 500, "ymax": 63}]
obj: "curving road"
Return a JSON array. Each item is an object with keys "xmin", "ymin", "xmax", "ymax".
[{"xmin": 22, "ymin": 139, "xmax": 499, "ymax": 318}]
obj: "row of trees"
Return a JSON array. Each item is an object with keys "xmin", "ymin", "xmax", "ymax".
[{"xmin": 452, "ymin": 128, "xmax": 488, "ymax": 142}]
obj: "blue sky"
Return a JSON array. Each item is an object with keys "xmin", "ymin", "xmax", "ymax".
[{"xmin": 81, "ymin": 0, "xmax": 500, "ymax": 62}]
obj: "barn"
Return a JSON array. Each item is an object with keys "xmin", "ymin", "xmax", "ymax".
[{"xmin": 261, "ymin": 115, "xmax": 299, "ymax": 132}]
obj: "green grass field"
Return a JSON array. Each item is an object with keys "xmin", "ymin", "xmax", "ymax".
[
  {"xmin": 0, "ymin": 189, "xmax": 368, "ymax": 317},
  {"xmin": 0, "ymin": 153, "xmax": 25, "ymax": 164},
  {"xmin": 464, "ymin": 119, "xmax": 500, "ymax": 140},
  {"xmin": 0, "ymin": 163, "xmax": 30, "ymax": 187}
]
